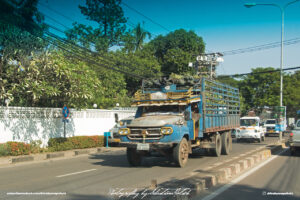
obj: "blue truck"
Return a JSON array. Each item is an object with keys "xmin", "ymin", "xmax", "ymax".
[{"xmin": 119, "ymin": 77, "xmax": 240, "ymax": 167}]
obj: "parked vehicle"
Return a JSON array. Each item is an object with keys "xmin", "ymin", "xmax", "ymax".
[
  {"xmin": 118, "ymin": 77, "xmax": 240, "ymax": 167},
  {"xmin": 108, "ymin": 117, "xmax": 134, "ymax": 144},
  {"xmin": 264, "ymin": 119, "xmax": 280, "ymax": 136},
  {"xmin": 236, "ymin": 116, "xmax": 265, "ymax": 142},
  {"xmin": 289, "ymin": 119, "xmax": 300, "ymax": 155},
  {"xmin": 231, "ymin": 128, "xmax": 240, "ymax": 138}
]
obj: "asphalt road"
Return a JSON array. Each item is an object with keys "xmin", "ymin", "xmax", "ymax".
[
  {"xmin": 0, "ymin": 136, "xmax": 284, "ymax": 200},
  {"xmin": 198, "ymin": 141, "xmax": 300, "ymax": 200}
]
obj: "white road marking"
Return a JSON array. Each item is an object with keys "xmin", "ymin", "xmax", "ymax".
[
  {"xmin": 200, "ymin": 148, "xmax": 289, "ymax": 200},
  {"xmin": 56, "ymin": 169, "xmax": 96, "ymax": 178}
]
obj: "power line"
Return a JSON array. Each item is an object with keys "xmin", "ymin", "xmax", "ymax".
[
  {"xmin": 121, "ymin": 2, "xmax": 171, "ymax": 32},
  {"xmin": 38, "ymin": 2, "xmax": 76, "ymax": 23},
  {"xmin": 23, "ymin": 5, "xmax": 157, "ymax": 77},
  {"xmin": 218, "ymin": 66, "xmax": 300, "ymax": 78},
  {"xmin": 221, "ymin": 37, "xmax": 300, "ymax": 56},
  {"xmin": 39, "ymin": 1, "xmax": 158, "ymax": 39},
  {"xmin": 0, "ymin": 17, "xmax": 149, "ymax": 79},
  {"xmin": 43, "ymin": 22, "xmax": 156, "ymax": 76}
]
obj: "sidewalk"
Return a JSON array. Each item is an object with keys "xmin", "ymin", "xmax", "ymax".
[{"xmin": 0, "ymin": 146, "xmax": 126, "ymax": 167}]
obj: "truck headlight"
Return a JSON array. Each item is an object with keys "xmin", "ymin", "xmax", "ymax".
[
  {"xmin": 161, "ymin": 127, "xmax": 173, "ymax": 135},
  {"xmin": 119, "ymin": 128, "xmax": 130, "ymax": 135}
]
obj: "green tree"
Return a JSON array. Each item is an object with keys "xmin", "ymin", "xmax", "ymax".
[
  {"xmin": 74, "ymin": 0, "xmax": 127, "ymax": 50},
  {"xmin": 148, "ymin": 29, "xmax": 205, "ymax": 75},
  {"xmin": 108, "ymin": 49, "xmax": 161, "ymax": 96},
  {"xmin": 121, "ymin": 22, "xmax": 151, "ymax": 53},
  {"xmin": 0, "ymin": 0, "xmax": 47, "ymax": 105},
  {"xmin": 217, "ymin": 76, "xmax": 240, "ymax": 88},
  {"xmin": 239, "ymin": 67, "xmax": 280, "ymax": 112},
  {"xmin": 283, "ymin": 70, "xmax": 300, "ymax": 118},
  {"xmin": 134, "ymin": 22, "xmax": 151, "ymax": 51},
  {"xmin": 4, "ymin": 50, "xmax": 101, "ymax": 109}
]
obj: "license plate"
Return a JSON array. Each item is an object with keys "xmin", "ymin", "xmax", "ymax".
[
  {"xmin": 269, "ymin": 130, "xmax": 274, "ymax": 133},
  {"xmin": 137, "ymin": 143, "xmax": 150, "ymax": 151}
]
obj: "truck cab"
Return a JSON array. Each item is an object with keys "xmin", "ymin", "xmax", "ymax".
[
  {"xmin": 237, "ymin": 116, "xmax": 265, "ymax": 142},
  {"xmin": 264, "ymin": 119, "xmax": 279, "ymax": 136}
]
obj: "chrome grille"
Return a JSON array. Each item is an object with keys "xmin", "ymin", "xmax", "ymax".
[{"xmin": 128, "ymin": 128, "xmax": 162, "ymax": 140}]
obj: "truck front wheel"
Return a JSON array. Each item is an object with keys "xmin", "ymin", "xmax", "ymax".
[
  {"xmin": 212, "ymin": 134, "xmax": 222, "ymax": 157},
  {"xmin": 127, "ymin": 148, "xmax": 142, "ymax": 166},
  {"xmin": 173, "ymin": 138, "xmax": 189, "ymax": 168}
]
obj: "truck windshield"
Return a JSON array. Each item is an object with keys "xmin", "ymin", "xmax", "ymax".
[
  {"xmin": 240, "ymin": 119, "xmax": 258, "ymax": 127},
  {"xmin": 266, "ymin": 120, "xmax": 276, "ymax": 124},
  {"xmin": 141, "ymin": 105, "xmax": 185, "ymax": 116}
]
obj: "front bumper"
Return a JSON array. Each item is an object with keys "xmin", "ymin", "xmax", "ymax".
[
  {"xmin": 119, "ymin": 142, "xmax": 174, "ymax": 150},
  {"xmin": 237, "ymin": 133, "xmax": 261, "ymax": 140},
  {"xmin": 265, "ymin": 132, "xmax": 280, "ymax": 136}
]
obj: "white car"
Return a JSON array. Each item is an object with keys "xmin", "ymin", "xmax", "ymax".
[
  {"xmin": 108, "ymin": 117, "xmax": 134, "ymax": 144},
  {"xmin": 290, "ymin": 119, "xmax": 300, "ymax": 155},
  {"xmin": 236, "ymin": 116, "xmax": 265, "ymax": 143}
]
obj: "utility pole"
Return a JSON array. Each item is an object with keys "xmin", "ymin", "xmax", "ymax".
[{"xmin": 195, "ymin": 53, "xmax": 224, "ymax": 79}]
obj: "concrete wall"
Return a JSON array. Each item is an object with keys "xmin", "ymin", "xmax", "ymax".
[{"xmin": 0, "ymin": 106, "xmax": 136, "ymax": 146}]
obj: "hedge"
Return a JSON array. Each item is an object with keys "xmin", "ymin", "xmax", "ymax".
[
  {"xmin": 0, "ymin": 136, "xmax": 105, "ymax": 156},
  {"xmin": 0, "ymin": 142, "xmax": 31, "ymax": 156},
  {"xmin": 47, "ymin": 136, "xmax": 104, "ymax": 152}
]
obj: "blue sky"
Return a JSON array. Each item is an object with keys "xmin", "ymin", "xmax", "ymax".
[{"xmin": 38, "ymin": 0, "xmax": 300, "ymax": 75}]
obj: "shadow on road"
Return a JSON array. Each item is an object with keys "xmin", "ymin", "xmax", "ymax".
[{"xmin": 88, "ymin": 153, "xmax": 178, "ymax": 168}]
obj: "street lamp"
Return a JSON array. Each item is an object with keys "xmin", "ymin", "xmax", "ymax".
[{"xmin": 245, "ymin": 0, "xmax": 300, "ymax": 107}]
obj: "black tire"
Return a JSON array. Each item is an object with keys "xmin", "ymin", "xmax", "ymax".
[
  {"xmin": 221, "ymin": 131, "xmax": 231, "ymax": 155},
  {"xmin": 212, "ymin": 134, "xmax": 222, "ymax": 157},
  {"xmin": 257, "ymin": 137, "xmax": 261, "ymax": 143},
  {"xmin": 262, "ymin": 136, "xmax": 265, "ymax": 142},
  {"xmin": 173, "ymin": 138, "xmax": 189, "ymax": 168},
  {"xmin": 127, "ymin": 148, "xmax": 142, "ymax": 166},
  {"xmin": 236, "ymin": 138, "xmax": 241, "ymax": 143},
  {"xmin": 204, "ymin": 148, "xmax": 212, "ymax": 156},
  {"xmin": 290, "ymin": 147, "xmax": 295, "ymax": 156}
]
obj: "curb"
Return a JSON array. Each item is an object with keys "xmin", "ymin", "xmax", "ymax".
[
  {"xmin": 46, "ymin": 152, "xmax": 64, "ymax": 159},
  {"xmin": 151, "ymin": 142, "xmax": 286, "ymax": 200},
  {"xmin": 0, "ymin": 147, "xmax": 125, "ymax": 166},
  {"xmin": 12, "ymin": 155, "xmax": 34, "ymax": 163}
]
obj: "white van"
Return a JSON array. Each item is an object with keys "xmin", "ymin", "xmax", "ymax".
[{"xmin": 236, "ymin": 116, "xmax": 265, "ymax": 142}]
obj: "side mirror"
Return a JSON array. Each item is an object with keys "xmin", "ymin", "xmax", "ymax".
[
  {"xmin": 184, "ymin": 111, "xmax": 190, "ymax": 121},
  {"xmin": 114, "ymin": 113, "xmax": 119, "ymax": 123}
]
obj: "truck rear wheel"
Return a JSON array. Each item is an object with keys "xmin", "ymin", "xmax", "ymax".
[
  {"xmin": 173, "ymin": 138, "xmax": 189, "ymax": 168},
  {"xmin": 212, "ymin": 134, "xmax": 222, "ymax": 157},
  {"xmin": 127, "ymin": 148, "xmax": 142, "ymax": 166},
  {"xmin": 221, "ymin": 131, "xmax": 232, "ymax": 155}
]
